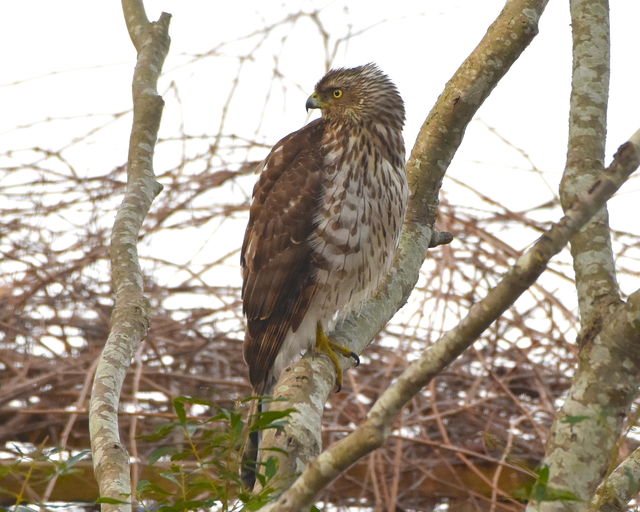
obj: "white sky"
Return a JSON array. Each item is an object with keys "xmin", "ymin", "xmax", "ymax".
[
  {"xmin": 2, "ymin": 1, "xmax": 639, "ymax": 296},
  {"xmin": 3, "ymin": 2, "xmax": 639, "ymax": 182}
]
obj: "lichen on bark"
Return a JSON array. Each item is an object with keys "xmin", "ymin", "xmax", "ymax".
[{"xmin": 88, "ymin": 3, "xmax": 171, "ymax": 511}]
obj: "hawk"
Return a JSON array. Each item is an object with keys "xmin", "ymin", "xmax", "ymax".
[{"xmin": 242, "ymin": 63, "xmax": 408, "ymax": 396}]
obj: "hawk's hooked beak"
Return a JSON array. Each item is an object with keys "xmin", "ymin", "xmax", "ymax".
[{"xmin": 306, "ymin": 93, "xmax": 321, "ymax": 112}]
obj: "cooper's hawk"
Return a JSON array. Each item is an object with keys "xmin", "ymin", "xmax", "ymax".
[{"xmin": 242, "ymin": 63, "xmax": 408, "ymax": 395}]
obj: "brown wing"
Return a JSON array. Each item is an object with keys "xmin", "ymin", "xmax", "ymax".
[{"xmin": 241, "ymin": 118, "xmax": 326, "ymax": 391}]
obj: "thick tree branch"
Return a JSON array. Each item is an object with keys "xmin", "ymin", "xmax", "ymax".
[
  {"xmin": 559, "ymin": 0, "xmax": 617, "ymax": 323},
  {"xmin": 529, "ymin": 290, "xmax": 640, "ymax": 511},
  {"xmin": 265, "ymin": 130, "xmax": 640, "ymax": 511},
  {"xmin": 528, "ymin": 136, "xmax": 640, "ymax": 512},
  {"xmin": 88, "ymin": 3, "xmax": 170, "ymax": 511},
  {"xmin": 121, "ymin": 0, "xmax": 150, "ymax": 51},
  {"xmin": 590, "ymin": 438, "xmax": 640, "ymax": 511},
  {"xmin": 530, "ymin": 3, "xmax": 631, "ymax": 510},
  {"xmin": 258, "ymin": 0, "xmax": 549, "ymax": 496}
]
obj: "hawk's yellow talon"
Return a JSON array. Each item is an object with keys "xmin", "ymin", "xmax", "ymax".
[{"xmin": 315, "ymin": 322, "xmax": 358, "ymax": 391}]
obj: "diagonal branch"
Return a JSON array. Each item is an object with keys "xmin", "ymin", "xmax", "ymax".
[
  {"xmin": 88, "ymin": 3, "xmax": 170, "ymax": 511},
  {"xmin": 264, "ymin": 130, "xmax": 640, "ymax": 512},
  {"xmin": 258, "ymin": 0, "xmax": 550, "ymax": 494},
  {"xmin": 590, "ymin": 437, "xmax": 640, "ymax": 511}
]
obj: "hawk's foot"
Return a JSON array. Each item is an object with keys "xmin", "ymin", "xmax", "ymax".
[{"xmin": 315, "ymin": 322, "xmax": 359, "ymax": 392}]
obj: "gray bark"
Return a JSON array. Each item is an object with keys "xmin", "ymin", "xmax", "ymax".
[
  {"xmin": 88, "ymin": 2, "xmax": 170, "ymax": 511},
  {"xmin": 528, "ymin": 3, "xmax": 640, "ymax": 511}
]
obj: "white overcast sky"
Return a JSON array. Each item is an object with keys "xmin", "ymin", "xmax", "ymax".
[{"xmin": 2, "ymin": 1, "xmax": 640, "ymax": 295}]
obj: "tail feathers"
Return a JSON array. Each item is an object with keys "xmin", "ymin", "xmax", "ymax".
[
  {"xmin": 241, "ymin": 428, "xmax": 260, "ymax": 488},
  {"xmin": 241, "ymin": 393, "xmax": 261, "ymax": 489}
]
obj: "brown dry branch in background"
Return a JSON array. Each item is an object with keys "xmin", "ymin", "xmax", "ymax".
[
  {"xmin": 1, "ymin": 3, "xmax": 640, "ymax": 512},
  {"xmin": 0, "ymin": 125, "xmax": 600, "ymax": 511},
  {"xmin": 0, "ymin": 122, "xmax": 572, "ymax": 511}
]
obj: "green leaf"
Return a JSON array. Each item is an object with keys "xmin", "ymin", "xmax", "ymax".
[
  {"xmin": 184, "ymin": 422, "xmax": 201, "ymax": 436},
  {"xmin": 138, "ymin": 421, "xmax": 179, "ymax": 442},
  {"xmin": 532, "ymin": 483, "xmax": 546, "ymax": 502},
  {"xmin": 260, "ymin": 446, "xmax": 289, "ymax": 456},
  {"xmin": 159, "ymin": 470, "xmax": 181, "ymax": 486},
  {"xmin": 65, "ymin": 449, "xmax": 91, "ymax": 468},
  {"xmin": 531, "ymin": 466, "xmax": 549, "ymax": 502},
  {"xmin": 239, "ymin": 395, "xmax": 264, "ymax": 404},
  {"xmin": 263, "ymin": 456, "xmax": 278, "ymax": 480},
  {"xmin": 561, "ymin": 415, "xmax": 590, "ymax": 424},
  {"xmin": 510, "ymin": 485, "xmax": 530, "ymax": 501},
  {"xmin": 207, "ymin": 410, "xmax": 230, "ymax": 423},
  {"xmin": 240, "ymin": 395, "xmax": 289, "ymax": 407},
  {"xmin": 230, "ymin": 411, "xmax": 245, "ymax": 436},
  {"xmin": 188, "ymin": 478, "xmax": 222, "ymax": 494},
  {"xmin": 173, "ymin": 397, "xmax": 187, "ymax": 424},
  {"xmin": 528, "ymin": 466, "xmax": 580, "ymax": 503},
  {"xmin": 0, "ymin": 465, "xmax": 17, "ymax": 477},
  {"xmin": 537, "ymin": 466, "xmax": 549, "ymax": 484},
  {"xmin": 242, "ymin": 490, "xmax": 272, "ymax": 511},
  {"xmin": 136, "ymin": 479, "xmax": 152, "ymax": 492},
  {"xmin": 148, "ymin": 445, "xmax": 177, "ymax": 466},
  {"xmin": 542, "ymin": 487, "xmax": 580, "ymax": 502},
  {"xmin": 170, "ymin": 449, "xmax": 192, "ymax": 461},
  {"xmin": 44, "ymin": 447, "xmax": 63, "ymax": 458},
  {"xmin": 137, "ymin": 479, "xmax": 171, "ymax": 496},
  {"xmin": 251, "ymin": 409, "xmax": 296, "ymax": 431},
  {"xmin": 254, "ymin": 468, "xmax": 267, "ymax": 487},
  {"xmin": 173, "ymin": 395, "xmax": 216, "ymax": 425},
  {"xmin": 96, "ymin": 496, "xmax": 130, "ymax": 504},
  {"xmin": 11, "ymin": 443, "xmax": 26, "ymax": 456}
]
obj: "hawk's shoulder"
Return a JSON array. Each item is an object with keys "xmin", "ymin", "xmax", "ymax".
[
  {"xmin": 241, "ymin": 118, "xmax": 326, "ymax": 389},
  {"xmin": 246, "ymin": 118, "xmax": 325, "ymax": 213}
]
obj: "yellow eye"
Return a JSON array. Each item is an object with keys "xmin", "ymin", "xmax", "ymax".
[{"xmin": 332, "ymin": 89, "xmax": 343, "ymax": 99}]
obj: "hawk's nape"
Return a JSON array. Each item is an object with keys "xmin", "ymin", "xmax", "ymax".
[{"xmin": 241, "ymin": 61, "xmax": 407, "ymax": 396}]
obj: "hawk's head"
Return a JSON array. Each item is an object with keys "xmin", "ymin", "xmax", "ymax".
[{"xmin": 306, "ymin": 63, "xmax": 405, "ymax": 128}]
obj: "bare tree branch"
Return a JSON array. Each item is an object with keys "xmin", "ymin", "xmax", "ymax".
[
  {"xmin": 528, "ymin": 2, "xmax": 637, "ymax": 510},
  {"xmin": 258, "ymin": 0, "xmax": 550, "ymax": 495},
  {"xmin": 526, "ymin": 137, "xmax": 640, "ymax": 512},
  {"xmin": 88, "ymin": 3, "xmax": 170, "ymax": 511},
  {"xmin": 121, "ymin": 0, "xmax": 150, "ymax": 51},
  {"xmin": 264, "ymin": 129, "xmax": 640, "ymax": 511},
  {"xmin": 590, "ymin": 442, "xmax": 640, "ymax": 511},
  {"xmin": 559, "ymin": 0, "xmax": 617, "ymax": 326}
]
